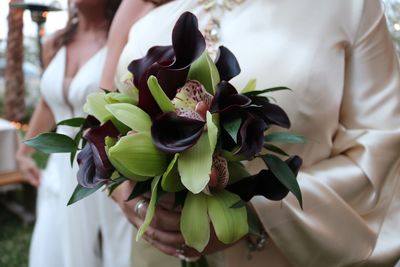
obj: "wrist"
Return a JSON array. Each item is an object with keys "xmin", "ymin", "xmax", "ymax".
[{"xmin": 16, "ymin": 147, "xmax": 34, "ymax": 159}]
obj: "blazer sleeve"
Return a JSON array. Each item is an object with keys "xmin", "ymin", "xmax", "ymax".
[{"xmin": 251, "ymin": 2, "xmax": 400, "ymax": 266}]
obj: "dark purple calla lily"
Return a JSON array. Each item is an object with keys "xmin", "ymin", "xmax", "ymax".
[
  {"xmin": 210, "ymin": 81, "xmax": 251, "ymax": 114},
  {"xmin": 248, "ymin": 96, "xmax": 291, "ymax": 128},
  {"xmin": 127, "ymin": 12, "xmax": 206, "ymax": 115},
  {"xmin": 210, "ymin": 81, "xmax": 292, "ymax": 158},
  {"xmin": 151, "ymin": 112, "xmax": 205, "ymax": 153},
  {"xmin": 215, "ymin": 46, "xmax": 241, "ymax": 82},
  {"xmin": 235, "ymin": 115, "xmax": 267, "ymax": 158},
  {"xmin": 77, "ymin": 121, "xmax": 120, "ymax": 188},
  {"xmin": 226, "ymin": 156, "xmax": 302, "ymax": 202}
]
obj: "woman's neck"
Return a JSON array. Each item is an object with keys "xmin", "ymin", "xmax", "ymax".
[{"xmin": 76, "ymin": 8, "xmax": 109, "ymax": 35}]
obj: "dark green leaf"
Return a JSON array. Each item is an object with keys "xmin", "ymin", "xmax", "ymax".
[
  {"xmin": 222, "ymin": 117, "xmax": 242, "ymax": 143},
  {"xmin": 126, "ymin": 179, "xmax": 152, "ymax": 201},
  {"xmin": 107, "ymin": 176, "xmax": 128, "ymax": 196},
  {"xmin": 57, "ymin": 117, "xmax": 86, "ymax": 127},
  {"xmin": 244, "ymin": 86, "xmax": 292, "ymax": 96},
  {"xmin": 264, "ymin": 132, "xmax": 306, "ymax": 144},
  {"xmin": 74, "ymin": 131, "xmax": 83, "ymax": 147},
  {"xmin": 70, "ymin": 130, "xmax": 84, "ymax": 166},
  {"xmin": 24, "ymin": 133, "xmax": 77, "ymax": 154},
  {"xmin": 262, "ymin": 154, "xmax": 303, "ymax": 208},
  {"xmin": 263, "ymin": 144, "xmax": 289, "ymax": 157},
  {"xmin": 230, "ymin": 200, "xmax": 246, "ymax": 209},
  {"xmin": 70, "ymin": 150, "xmax": 77, "ymax": 167},
  {"xmin": 67, "ymin": 183, "xmax": 103, "ymax": 206}
]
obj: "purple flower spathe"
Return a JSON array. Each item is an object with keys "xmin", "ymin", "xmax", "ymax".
[
  {"xmin": 127, "ymin": 12, "xmax": 206, "ymax": 115},
  {"xmin": 77, "ymin": 121, "xmax": 119, "ymax": 188},
  {"xmin": 226, "ymin": 156, "xmax": 303, "ymax": 202}
]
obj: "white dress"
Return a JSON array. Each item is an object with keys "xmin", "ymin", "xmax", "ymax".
[
  {"xmin": 29, "ymin": 46, "xmax": 133, "ymax": 267},
  {"xmin": 116, "ymin": 0, "xmax": 400, "ymax": 266}
]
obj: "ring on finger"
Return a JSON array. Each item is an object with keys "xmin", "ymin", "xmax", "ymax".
[{"xmin": 134, "ymin": 199, "xmax": 148, "ymax": 218}]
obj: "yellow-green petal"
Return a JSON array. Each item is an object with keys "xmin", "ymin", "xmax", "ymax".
[
  {"xmin": 206, "ymin": 111, "xmax": 218, "ymax": 151},
  {"xmin": 136, "ymin": 176, "xmax": 161, "ymax": 240},
  {"xmin": 181, "ymin": 192, "xmax": 210, "ymax": 252},
  {"xmin": 83, "ymin": 92, "xmax": 112, "ymax": 123},
  {"xmin": 108, "ymin": 133, "xmax": 167, "ymax": 180},
  {"xmin": 178, "ymin": 133, "xmax": 212, "ymax": 194},
  {"xmin": 106, "ymin": 103, "xmax": 151, "ymax": 133},
  {"xmin": 207, "ymin": 190, "xmax": 248, "ymax": 244},
  {"xmin": 147, "ymin": 75, "xmax": 175, "ymax": 113},
  {"xmin": 241, "ymin": 79, "xmax": 257, "ymax": 94},
  {"xmin": 188, "ymin": 51, "xmax": 220, "ymax": 94},
  {"xmin": 104, "ymin": 92, "xmax": 137, "ymax": 105}
]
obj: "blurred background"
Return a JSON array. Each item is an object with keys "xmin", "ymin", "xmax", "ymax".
[
  {"xmin": 0, "ymin": 1, "xmax": 399, "ymax": 267},
  {"xmin": 0, "ymin": 1, "xmax": 67, "ymax": 266}
]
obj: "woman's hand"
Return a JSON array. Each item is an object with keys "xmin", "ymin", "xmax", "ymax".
[
  {"xmin": 16, "ymin": 153, "xmax": 41, "ymax": 187},
  {"xmin": 140, "ymin": 193, "xmax": 243, "ymax": 258},
  {"xmin": 112, "ymin": 180, "xmax": 244, "ymax": 259}
]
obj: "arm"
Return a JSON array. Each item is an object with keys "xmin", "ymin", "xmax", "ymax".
[
  {"xmin": 100, "ymin": 0, "xmax": 155, "ymax": 90},
  {"xmin": 252, "ymin": 2, "xmax": 400, "ymax": 266},
  {"xmin": 16, "ymin": 38, "xmax": 57, "ymax": 186}
]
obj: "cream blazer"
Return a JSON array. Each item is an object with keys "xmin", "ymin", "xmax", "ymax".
[{"xmin": 116, "ymin": 0, "xmax": 400, "ymax": 266}]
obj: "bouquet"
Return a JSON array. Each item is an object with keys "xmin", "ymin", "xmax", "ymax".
[{"xmin": 26, "ymin": 12, "xmax": 305, "ymax": 264}]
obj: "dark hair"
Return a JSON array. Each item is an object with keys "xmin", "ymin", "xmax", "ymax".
[{"xmin": 53, "ymin": 0, "xmax": 122, "ymax": 51}]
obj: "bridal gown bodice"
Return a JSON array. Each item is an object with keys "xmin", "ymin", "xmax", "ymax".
[
  {"xmin": 38, "ymin": 46, "xmax": 106, "ymax": 195},
  {"xmin": 41, "ymin": 46, "xmax": 105, "ymax": 139},
  {"xmin": 116, "ymin": 1, "xmax": 400, "ymax": 266}
]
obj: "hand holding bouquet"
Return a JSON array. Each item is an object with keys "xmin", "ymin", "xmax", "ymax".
[{"xmin": 26, "ymin": 12, "xmax": 305, "ymax": 263}]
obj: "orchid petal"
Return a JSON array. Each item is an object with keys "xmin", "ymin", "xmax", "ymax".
[
  {"xmin": 104, "ymin": 92, "xmax": 137, "ymax": 105},
  {"xmin": 116, "ymin": 72, "xmax": 139, "ymax": 102},
  {"xmin": 136, "ymin": 176, "xmax": 162, "ymax": 240},
  {"xmin": 206, "ymin": 111, "xmax": 218, "ymax": 151},
  {"xmin": 147, "ymin": 75, "xmax": 175, "ymax": 113},
  {"xmin": 207, "ymin": 190, "xmax": 248, "ymax": 244},
  {"xmin": 106, "ymin": 103, "xmax": 151, "ymax": 133},
  {"xmin": 178, "ymin": 133, "xmax": 212, "ymax": 194},
  {"xmin": 241, "ymin": 79, "xmax": 257, "ymax": 94},
  {"xmin": 108, "ymin": 133, "xmax": 167, "ymax": 180},
  {"xmin": 188, "ymin": 51, "xmax": 220, "ymax": 94},
  {"xmin": 83, "ymin": 92, "xmax": 112, "ymax": 123},
  {"xmin": 181, "ymin": 192, "xmax": 210, "ymax": 252}
]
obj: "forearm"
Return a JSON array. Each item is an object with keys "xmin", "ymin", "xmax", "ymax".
[
  {"xmin": 100, "ymin": 0, "xmax": 155, "ymax": 90},
  {"xmin": 17, "ymin": 97, "xmax": 55, "ymax": 156}
]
